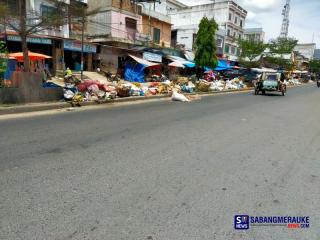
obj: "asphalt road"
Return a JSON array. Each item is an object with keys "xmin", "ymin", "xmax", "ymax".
[{"xmin": 0, "ymin": 85, "xmax": 319, "ymax": 240}]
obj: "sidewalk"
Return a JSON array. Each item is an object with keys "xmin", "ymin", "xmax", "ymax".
[{"xmin": 0, "ymin": 84, "xmax": 307, "ymax": 116}]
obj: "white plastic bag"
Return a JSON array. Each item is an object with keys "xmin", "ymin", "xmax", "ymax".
[
  {"xmin": 64, "ymin": 90, "xmax": 75, "ymax": 100},
  {"xmin": 171, "ymin": 91, "xmax": 190, "ymax": 102}
]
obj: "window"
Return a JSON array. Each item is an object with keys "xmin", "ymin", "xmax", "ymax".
[
  {"xmin": 225, "ymin": 45, "xmax": 230, "ymax": 53},
  {"xmin": 240, "ymin": 20, "xmax": 243, "ymax": 27},
  {"xmin": 153, "ymin": 28, "xmax": 160, "ymax": 44},
  {"xmin": 229, "ymin": 13, "xmax": 232, "ymax": 21},
  {"xmin": 41, "ymin": 4, "xmax": 57, "ymax": 18},
  {"xmin": 233, "ymin": 32, "xmax": 236, "ymax": 38},
  {"xmin": 125, "ymin": 17, "xmax": 137, "ymax": 30},
  {"xmin": 231, "ymin": 46, "xmax": 236, "ymax": 55},
  {"xmin": 227, "ymin": 29, "xmax": 231, "ymax": 36},
  {"xmin": 216, "ymin": 38, "xmax": 223, "ymax": 47},
  {"xmin": 238, "ymin": 33, "xmax": 241, "ymax": 39},
  {"xmin": 235, "ymin": 16, "xmax": 238, "ymax": 24}
]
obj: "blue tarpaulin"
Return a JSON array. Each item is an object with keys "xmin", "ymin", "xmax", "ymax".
[
  {"xmin": 4, "ymin": 59, "xmax": 17, "ymax": 80},
  {"xmin": 205, "ymin": 59, "xmax": 231, "ymax": 71},
  {"xmin": 124, "ymin": 62, "xmax": 146, "ymax": 83},
  {"xmin": 168, "ymin": 56, "xmax": 195, "ymax": 68},
  {"xmin": 215, "ymin": 59, "xmax": 231, "ymax": 70}
]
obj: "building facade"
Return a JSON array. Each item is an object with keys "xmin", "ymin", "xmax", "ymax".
[
  {"xmin": 244, "ymin": 28, "xmax": 265, "ymax": 42},
  {"xmin": 294, "ymin": 43, "xmax": 316, "ymax": 60},
  {"xmin": 140, "ymin": 7, "xmax": 172, "ymax": 48},
  {"xmin": 168, "ymin": 0, "xmax": 247, "ymax": 61},
  {"xmin": 1, "ymin": 0, "xmax": 97, "ymax": 73},
  {"xmin": 87, "ymin": 0, "xmax": 174, "ymax": 73}
]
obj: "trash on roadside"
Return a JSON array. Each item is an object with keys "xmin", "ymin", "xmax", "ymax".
[
  {"xmin": 197, "ymin": 80, "xmax": 211, "ymax": 92},
  {"xmin": 171, "ymin": 91, "xmax": 190, "ymax": 102}
]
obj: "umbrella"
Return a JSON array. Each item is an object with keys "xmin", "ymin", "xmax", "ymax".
[
  {"xmin": 168, "ymin": 61, "xmax": 185, "ymax": 68},
  {"xmin": 9, "ymin": 51, "xmax": 52, "ymax": 62}
]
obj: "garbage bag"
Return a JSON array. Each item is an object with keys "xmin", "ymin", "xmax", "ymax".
[
  {"xmin": 172, "ymin": 91, "xmax": 190, "ymax": 102},
  {"xmin": 96, "ymin": 90, "xmax": 106, "ymax": 98},
  {"xmin": 117, "ymin": 85, "xmax": 131, "ymax": 97},
  {"xmin": 64, "ymin": 90, "xmax": 75, "ymax": 100},
  {"xmin": 198, "ymin": 80, "xmax": 211, "ymax": 92},
  {"xmin": 181, "ymin": 85, "xmax": 193, "ymax": 93},
  {"xmin": 77, "ymin": 83, "xmax": 87, "ymax": 92},
  {"xmin": 88, "ymin": 84, "xmax": 100, "ymax": 94}
]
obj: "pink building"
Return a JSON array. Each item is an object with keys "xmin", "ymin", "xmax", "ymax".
[{"xmin": 88, "ymin": 0, "xmax": 146, "ymax": 45}]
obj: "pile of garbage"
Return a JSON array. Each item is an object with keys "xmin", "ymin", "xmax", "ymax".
[
  {"xmin": 287, "ymin": 79, "xmax": 302, "ymax": 86},
  {"xmin": 62, "ymin": 75, "xmax": 249, "ymax": 104},
  {"xmin": 197, "ymin": 78, "xmax": 248, "ymax": 92},
  {"xmin": 63, "ymin": 78, "xmax": 177, "ymax": 103}
]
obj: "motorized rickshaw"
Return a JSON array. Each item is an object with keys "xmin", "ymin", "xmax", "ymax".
[{"xmin": 254, "ymin": 72, "xmax": 287, "ymax": 96}]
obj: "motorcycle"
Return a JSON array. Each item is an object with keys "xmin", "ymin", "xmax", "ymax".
[{"xmin": 317, "ymin": 79, "xmax": 320, "ymax": 88}]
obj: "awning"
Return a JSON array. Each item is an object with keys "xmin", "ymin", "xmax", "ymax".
[
  {"xmin": 214, "ymin": 59, "xmax": 231, "ymax": 71},
  {"xmin": 204, "ymin": 59, "xmax": 231, "ymax": 71},
  {"xmin": 251, "ymin": 68, "xmax": 277, "ymax": 73},
  {"xmin": 9, "ymin": 51, "xmax": 52, "ymax": 62},
  {"xmin": 129, "ymin": 54, "xmax": 160, "ymax": 67},
  {"xmin": 167, "ymin": 56, "xmax": 196, "ymax": 68},
  {"xmin": 168, "ymin": 61, "xmax": 185, "ymax": 68}
]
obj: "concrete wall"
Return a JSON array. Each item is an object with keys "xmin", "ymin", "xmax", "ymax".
[
  {"xmin": 141, "ymin": 15, "xmax": 171, "ymax": 48},
  {"xmin": 0, "ymin": 72, "xmax": 63, "ymax": 104},
  {"xmin": 110, "ymin": 11, "xmax": 142, "ymax": 40},
  {"xmin": 88, "ymin": 10, "xmax": 142, "ymax": 42},
  {"xmin": 170, "ymin": 4, "xmax": 229, "ymax": 27},
  {"xmin": 294, "ymin": 44, "xmax": 316, "ymax": 60},
  {"xmin": 176, "ymin": 28, "xmax": 197, "ymax": 50}
]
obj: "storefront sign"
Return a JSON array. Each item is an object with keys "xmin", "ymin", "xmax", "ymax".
[
  {"xmin": 143, "ymin": 52, "xmax": 162, "ymax": 63},
  {"xmin": 64, "ymin": 40, "xmax": 97, "ymax": 53},
  {"xmin": 7, "ymin": 35, "xmax": 52, "ymax": 45}
]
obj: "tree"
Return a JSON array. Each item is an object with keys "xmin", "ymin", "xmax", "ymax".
[
  {"xmin": 237, "ymin": 38, "xmax": 266, "ymax": 67},
  {"xmin": 0, "ymin": 0, "xmax": 68, "ymax": 72},
  {"xmin": 194, "ymin": 17, "xmax": 219, "ymax": 69},
  {"xmin": 309, "ymin": 60, "xmax": 320, "ymax": 73},
  {"xmin": 0, "ymin": 41, "xmax": 8, "ymax": 84},
  {"xmin": 264, "ymin": 37, "xmax": 298, "ymax": 70},
  {"xmin": 268, "ymin": 37, "xmax": 298, "ymax": 55}
]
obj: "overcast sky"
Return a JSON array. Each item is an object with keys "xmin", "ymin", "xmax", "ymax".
[{"xmin": 178, "ymin": 0, "xmax": 320, "ymax": 47}]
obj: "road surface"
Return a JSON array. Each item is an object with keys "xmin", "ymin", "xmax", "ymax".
[{"xmin": 0, "ymin": 85, "xmax": 319, "ymax": 240}]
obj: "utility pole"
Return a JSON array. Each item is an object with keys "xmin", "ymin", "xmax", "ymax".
[
  {"xmin": 80, "ymin": 3, "xmax": 85, "ymax": 81},
  {"xmin": 280, "ymin": 0, "xmax": 291, "ymax": 39},
  {"xmin": 148, "ymin": 3, "xmax": 151, "ymax": 47}
]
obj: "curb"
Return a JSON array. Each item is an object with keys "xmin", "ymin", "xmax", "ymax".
[{"xmin": 0, "ymin": 84, "xmax": 308, "ymax": 115}]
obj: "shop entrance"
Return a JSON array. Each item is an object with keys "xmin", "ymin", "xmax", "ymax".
[{"xmin": 64, "ymin": 50, "xmax": 90, "ymax": 71}]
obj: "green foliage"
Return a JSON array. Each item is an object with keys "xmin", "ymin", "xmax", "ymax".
[
  {"xmin": 264, "ymin": 56, "xmax": 294, "ymax": 71},
  {"xmin": 264, "ymin": 37, "xmax": 298, "ymax": 70},
  {"xmin": 0, "ymin": 41, "xmax": 7, "ymax": 54},
  {"xmin": 194, "ymin": 17, "xmax": 219, "ymax": 69},
  {"xmin": 0, "ymin": 41, "xmax": 8, "ymax": 82},
  {"xmin": 239, "ymin": 60, "xmax": 261, "ymax": 68},
  {"xmin": 309, "ymin": 60, "xmax": 320, "ymax": 73},
  {"xmin": 238, "ymin": 39, "xmax": 266, "ymax": 62},
  {"xmin": 268, "ymin": 37, "xmax": 298, "ymax": 55}
]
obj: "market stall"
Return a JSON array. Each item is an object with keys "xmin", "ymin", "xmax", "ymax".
[{"xmin": 124, "ymin": 54, "xmax": 161, "ymax": 83}]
